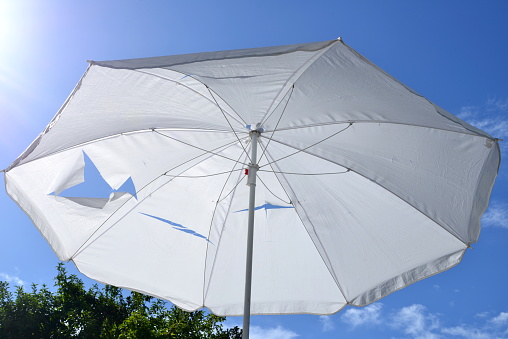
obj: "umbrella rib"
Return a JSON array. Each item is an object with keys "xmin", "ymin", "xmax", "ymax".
[
  {"xmin": 265, "ymin": 120, "xmax": 494, "ymax": 140},
  {"xmin": 258, "ymin": 140, "xmax": 350, "ymax": 303},
  {"xmin": 202, "ymin": 150, "xmax": 250, "ymax": 304},
  {"xmin": 206, "ymin": 86, "xmax": 253, "ymax": 163},
  {"xmin": 264, "ymin": 137, "xmax": 467, "ymax": 246},
  {"xmin": 153, "ymin": 129, "xmax": 249, "ymax": 166},
  {"xmin": 133, "ymin": 68, "xmax": 247, "ymax": 128},
  {"xmin": 70, "ymin": 140, "xmax": 244, "ymax": 259},
  {"xmin": 259, "ymin": 123, "xmax": 353, "ymax": 169},
  {"xmin": 164, "ymin": 169, "xmax": 243, "ymax": 178},
  {"xmin": 258, "ymin": 169, "xmax": 350, "ymax": 176},
  {"xmin": 256, "ymin": 175, "xmax": 291, "ymax": 205},
  {"xmin": 217, "ymin": 172, "xmax": 247, "ymax": 203}
]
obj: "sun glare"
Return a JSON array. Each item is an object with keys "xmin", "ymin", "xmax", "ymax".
[
  {"xmin": 0, "ymin": 1, "xmax": 21, "ymax": 57},
  {"xmin": 0, "ymin": 1, "xmax": 39, "ymax": 57},
  {"xmin": 0, "ymin": 2, "xmax": 11, "ymax": 48}
]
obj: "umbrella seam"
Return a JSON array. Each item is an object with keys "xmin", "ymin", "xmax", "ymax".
[
  {"xmin": 6, "ymin": 64, "xmax": 93, "ymax": 172},
  {"xmin": 206, "ymin": 86, "xmax": 252, "ymax": 163},
  {"xmin": 259, "ymin": 40, "xmax": 339, "ymax": 125},
  {"xmin": 258, "ymin": 85, "xmax": 295, "ymax": 165},
  {"xmin": 266, "ymin": 120, "xmax": 496, "ymax": 140},
  {"xmin": 258, "ymin": 139, "xmax": 350, "ymax": 304},
  {"xmin": 90, "ymin": 40, "xmax": 337, "ymax": 70},
  {"xmin": 132, "ymin": 68, "xmax": 246, "ymax": 127},
  {"xmin": 340, "ymin": 41, "xmax": 491, "ymax": 139},
  {"xmin": 265, "ymin": 136, "xmax": 467, "ymax": 246},
  {"xmin": 201, "ymin": 146, "xmax": 250, "ymax": 305},
  {"xmin": 465, "ymin": 143, "xmax": 501, "ymax": 244},
  {"xmin": 201, "ymin": 165, "xmax": 248, "ymax": 306},
  {"xmin": 6, "ymin": 128, "xmax": 245, "ymax": 173}
]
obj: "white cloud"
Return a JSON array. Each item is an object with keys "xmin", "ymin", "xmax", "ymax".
[
  {"xmin": 441, "ymin": 326, "xmax": 491, "ymax": 339},
  {"xmin": 489, "ymin": 312, "xmax": 508, "ymax": 326},
  {"xmin": 0, "ymin": 272, "xmax": 24, "ymax": 285},
  {"xmin": 341, "ymin": 303, "xmax": 382, "ymax": 328},
  {"xmin": 486, "ymin": 98, "xmax": 508, "ymax": 112},
  {"xmin": 224, "ymin": 321, "xmax": 299, "ymax": 339},
  {"xmin": 319, "ymin": 315, "xmax": 335, "ymax": 332},
  {"xmin": 457, "ymin": 99, "xmax": 508, "ymax": 138},
  {"xmin": 475, "ymin": 311, "xmax": 490, "ymax": 318},
  {"xmin": 458, "ymin": 105, "xmax": 480, "ymax": 120},
  {"xmin": 482, "ymin": 202, "xmax": 508, "ymax": 229},
  {"xmin": 440, "ymin": 311, "xmax": 508, "ymax": 339},
  {"xmin": 250, "ymin": 325, "xmax": 299, "ymax": 339},
  {"xmin": 390, "ymin": 304, "xmax": 441, "ymax": 339},
  {"xmin": 389, "ymin": 306, "xmax": 508, "ymax": 339},
  {"xmin": 463, "ymin": 115, "xmax": 508, "ymax": 138},
  {"xmin": 336, "ymin": 302, "xmax": 508, "ymax": 339}
]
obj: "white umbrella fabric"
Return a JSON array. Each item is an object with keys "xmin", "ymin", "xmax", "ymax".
[{"xmin": 3, "ymin": 38, "xmax": 500, "ymax": 337}]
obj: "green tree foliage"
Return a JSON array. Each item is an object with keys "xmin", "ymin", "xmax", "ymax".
[{"xmin": 0, "ymin": 264, "xmax": 242, "ymax": 338}]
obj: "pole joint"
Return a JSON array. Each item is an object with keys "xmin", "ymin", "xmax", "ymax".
[{"xmin": 246, "ymin": 164, "xmax": 259, "ymax": 186}]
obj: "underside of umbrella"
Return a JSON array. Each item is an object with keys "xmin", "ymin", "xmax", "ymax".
[{"xmin": 4, "ymin": 39, "xmax": 500, "ymax": 322}]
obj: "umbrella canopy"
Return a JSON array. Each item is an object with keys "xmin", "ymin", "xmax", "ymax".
[{"xmin": 4, "ymin": 39, "xmax": 500, "ymax": 320}]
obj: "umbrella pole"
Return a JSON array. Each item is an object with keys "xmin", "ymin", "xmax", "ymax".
[{"xmin": 243, "ymin": 130, "xmax": 260, "ymax": 339}]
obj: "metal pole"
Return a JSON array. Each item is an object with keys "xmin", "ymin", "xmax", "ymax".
[{"xmin": 243, "ymin": 130, "xmax": 259, "ymax": 339}]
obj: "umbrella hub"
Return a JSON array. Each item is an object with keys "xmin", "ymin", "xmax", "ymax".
[{"xmin": 246, "ymin": 122, "xmax": 265, "ymax": 134}]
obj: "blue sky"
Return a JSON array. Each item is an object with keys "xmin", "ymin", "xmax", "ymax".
[{"xmin": 1, "ymin": 1, "xmax": 507, "ymax": 338}]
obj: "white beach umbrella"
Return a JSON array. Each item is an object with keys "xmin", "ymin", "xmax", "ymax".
[{"xmin": 3, "ymin": 38, "xmax": 501, "ymax": 338}]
